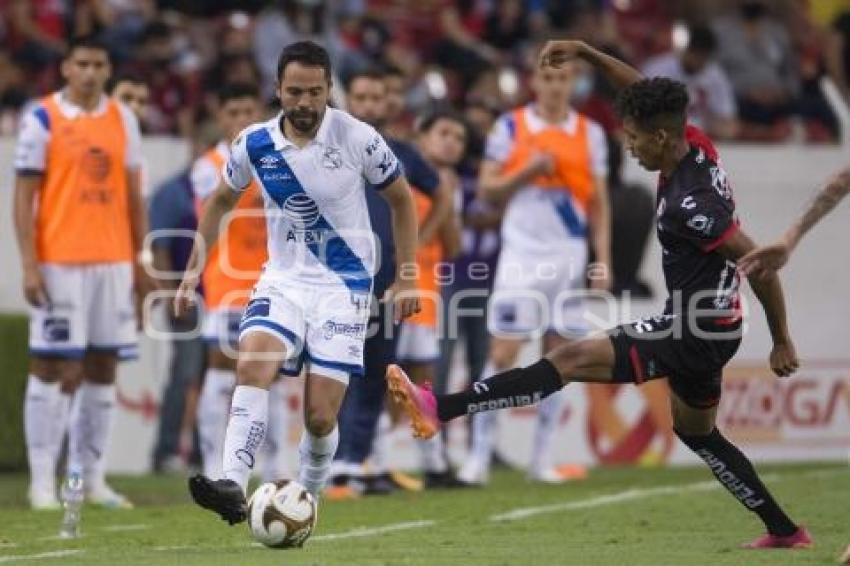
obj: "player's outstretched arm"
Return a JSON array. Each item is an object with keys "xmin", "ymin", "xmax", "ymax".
[
  {"xmin": 173, "ymin": 183, "xmax": 241, "ymax": 317},
  {"xmin": 718, "ymin": 229, "xmax": 799, "ymax": 378},
  {"xmin": 539, "ymin": 40, "xmax": 643, "ymax": 90},
  {"xmin": 380, "ymin": 176, "xmax": 422, "ymax": 323},
  {"xmin": 738, "ymin": 167, "xmax": 850, "ymax": 277}
]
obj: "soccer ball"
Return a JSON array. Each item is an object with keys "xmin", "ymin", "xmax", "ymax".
[{"xmin": 247, "ymin": 479, "xmax": 317, "ymax": 548}]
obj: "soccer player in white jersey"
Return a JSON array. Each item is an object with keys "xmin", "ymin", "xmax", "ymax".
[
  {"xmin": 175, "ymin": 41, "xmax": 420, "ymax": 524},
  {"xmin": 454, "ymin": 56, "xmax": 611, "ymax": 485}
]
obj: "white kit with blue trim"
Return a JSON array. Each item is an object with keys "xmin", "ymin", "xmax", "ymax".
[{"xmin": 224, "ymin": 108, "xmax": 401, "ymax": 382}]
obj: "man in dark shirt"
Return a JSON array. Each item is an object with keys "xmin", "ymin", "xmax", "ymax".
[
  {"xmin": 148, "ymin": 170, "xmax": 205, "ymax": 473},
  {"xmin": 331, "ymin": 69, "xmax": 446, "ymax": 495},
  {"xmin": 387, "ymin": 41, "xmax": 811, "ymax": 550}
]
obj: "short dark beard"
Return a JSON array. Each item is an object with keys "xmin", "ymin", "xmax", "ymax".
[{"xmin": 284, "ymin": 108, "xmax": 321, "ymax": 134}]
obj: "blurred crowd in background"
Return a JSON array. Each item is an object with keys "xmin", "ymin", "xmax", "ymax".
[
  {"xmin": 4, "ymin": 0, "xmax": 850, "ymax": 475},
  {"xmin": 2, "ymin": 0, "xmax": 850, "ymax": 144}
]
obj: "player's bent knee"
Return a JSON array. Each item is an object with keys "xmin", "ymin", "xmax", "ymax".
[
  {"xmin": 208, "ymin": 348, "xmax": 237, "ymax": 371},
  {"xmin": 304, "ymin": 410, "xmax": 336, "ymax": 437},
  {"xmin": 31, "ymin": 356, "xmax": 81, "ymax": 384},
  {"xmin": 236, "ymin": 359, "xmax": 277, "ymax": 389},
  {"xmin": 672, "ymin": 419, "xmax": 714, "ymax": 438},
  {"xmin": 83, "ymin": 352, "xmax": 119, "ymax": 384},
  {"xmin": 546, "ymin": 341, "xmax": 589, "ymax": 379}
]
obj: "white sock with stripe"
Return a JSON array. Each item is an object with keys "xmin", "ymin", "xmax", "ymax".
[{"xmin": 222, "ymin": 385, "xmax": 268, "ymax": 493}]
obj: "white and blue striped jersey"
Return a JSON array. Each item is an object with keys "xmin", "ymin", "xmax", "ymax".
[{"xmin": 222, "ymin": 107, "xmax": 402, "ymax": 293}]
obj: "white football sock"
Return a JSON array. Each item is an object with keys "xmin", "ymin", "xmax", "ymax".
[
  {"xmin": 197, "ymin": 368, "xmax": 235, "ymax": 480},
  {"xmin": 67, "ymin": 382, "xmax": 116, "ymax": 489},
  {"xmin": 418, "ymin": 434, "xmax": 448, "ymax": 473},
  {"xmin": 298, "ymin": 425, "xmax": 339, "ymax": 497},
  {"xmin": 529, "ymin": 388, "xmax": 566, "ymax": 475},
  {"xmin": 24, "ymin": 376, "xmax": 62, "ymax": 494},
  {"xmin": 51, "ymin": 393, "xmax": 71, "ymax": 463},
  {"xmin": 465, "ymin": 360, "xmax": 500, "ymax": 472},
  {"xmin": 222, "ymin": 385, "xmax": 268, "ymax": 493},
  {"xmin": 262, "ymin": 379, "xmax": 289, "ymax": 482}
]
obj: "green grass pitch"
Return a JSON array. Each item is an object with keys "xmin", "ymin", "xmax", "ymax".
[{"xmin": 0, "ymin": 462, "xmax": 847, "ymax": 565}]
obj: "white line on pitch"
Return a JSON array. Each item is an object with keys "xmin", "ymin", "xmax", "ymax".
[
  {"xmin": 0, "ymin": 545, "xmax": 15, "ymax": 550},
  {"xmin": 101, "ymin": 524, "xmax": 150, "ymax": 532},
  {"xmin": 35, "ymin": 535, "xmax": 82, "ymax": 542},
  {"xmin": 488, "ymin": 468, "xmax": 829, "ymax": 523},
  {"xmin": 152, "ymin": 546, "xmax": 194, "ymax": 552},
  {"xmin": 490, "ymin": 480, "xmax": 719, "ymax": 522},
  {"xmin": 311, "ymin": 519, "xmax": 436, "ymax": 542},
  {"xmin": 0, "ymin": 550, "xmax": 83, "ymax": 564},
  {"xmin": 244, "ymin": 519, "xmax": 437, "ymax": 548}
]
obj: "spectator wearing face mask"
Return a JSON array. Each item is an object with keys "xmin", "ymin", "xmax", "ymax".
[{"xmin": 642, "ymin": 25, "xmax": 740, "ymax": 140}]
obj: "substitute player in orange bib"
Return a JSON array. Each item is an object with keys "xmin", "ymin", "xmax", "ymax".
[
  {"xmin": 457, "ymin": 52, "xmax": 611, "ymax": 485},
  {"xmin": 13, "ymin": 35, "xmax": 154, "ymax": 509}
]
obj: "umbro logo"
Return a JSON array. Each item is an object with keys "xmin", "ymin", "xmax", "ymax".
[{"xmin": 259, "ymin": 155, "xmax": 281, "ymax": 169}]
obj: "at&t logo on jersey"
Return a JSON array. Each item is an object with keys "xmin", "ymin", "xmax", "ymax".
[
  {"xmin": 282, "ymin": 194, "xmax": 325, "ymax": 242},
  {"xmin": 282, "ymin": 194, "xmax": 320, "ymax": 227}
]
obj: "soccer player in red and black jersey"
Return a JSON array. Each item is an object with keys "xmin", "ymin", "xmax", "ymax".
[{"xmin": 386, "ymin": 40, "xmax": 812, "ymax": 550}]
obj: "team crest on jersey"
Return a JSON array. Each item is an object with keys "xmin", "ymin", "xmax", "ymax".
[
  {"xmin": 82, "ymin": 146, "xmax": 112, "ymax": 181},
  {"xmin": 322, "ymin": 147, "xmax": 342, "ymax": 169},
  {"xmin": 686, "ymin": 214, "xmax": 715, "ymax": 235},
  {"xmin": 43, "ymin": 317, "xmax": 70, "ymax": 343}
]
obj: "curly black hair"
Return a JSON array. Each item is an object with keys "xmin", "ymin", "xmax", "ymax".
[{"xmin": 615, "ymin": 77, "xmax": 689, "ymax": 134}]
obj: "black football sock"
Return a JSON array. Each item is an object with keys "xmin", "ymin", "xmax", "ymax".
[
  {"xmin": 675, "ymin": 428, "xmax": 797, "ymax": 536},
  {"xmin": 434, "ymin": 358, "xmax": 564, "ymax": 422}
]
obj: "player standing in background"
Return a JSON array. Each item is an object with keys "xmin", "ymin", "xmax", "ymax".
[
  {"xmin": 190, "ymin": 83, "xmax": 289, "ymax": 483},
  {"xmin": 13, "ymin": 36, "xmax": 153, "ymax": 510},
  {"xmin": 451, "ymin": 54, "xmax": 611, "ymax": 485},
  {"xmin": 389, "ymin": 40, "xmax": 812, "ymax": 549},
  {"xmin": 738, "ymin": 167, "xmax": 850, "ymax": 277},
  {"xmin": 176, "ymin": 41, "xmax": 420, "ymax": 525},
  {"xmin": 409, "ymin": 110, "xmax": 469, "ymax": 485},
  {"xmin": 394, "ymin": 111, "xmax": 462, "ymax": 488},
  {"xmin": 330, "ymin": 70, "xmax": 447, "ymax": 497},
  {"xmin": 110, "ymin": 74, "xmax": 150, "ymax": 124}
]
